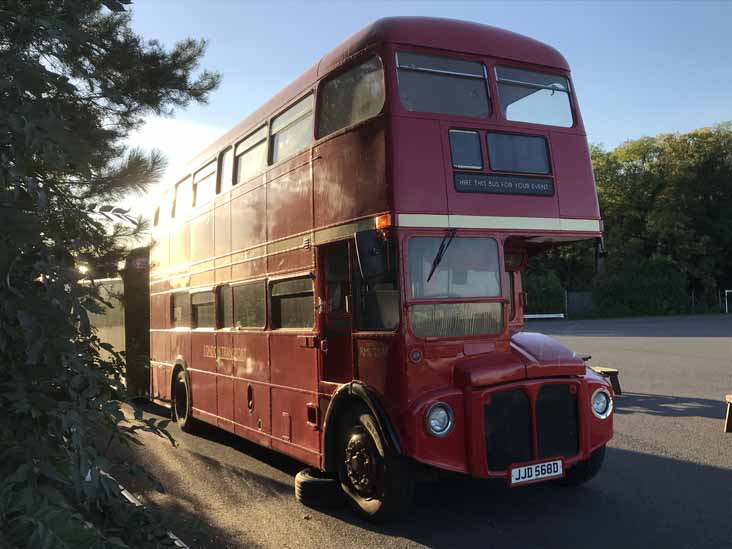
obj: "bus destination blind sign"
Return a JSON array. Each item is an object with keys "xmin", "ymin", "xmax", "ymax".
[{"xmin": 454, "ymin": 173, "xmax": 554, "ymax": 196}]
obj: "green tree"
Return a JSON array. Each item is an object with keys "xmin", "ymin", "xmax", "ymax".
[
  {"xmin": 595, "ymin": 124, "xmax": 732, "ymax": 306},
  {"xmin": 0, "ymin": 1, "xmax": 220, "ymax": 546},
  {"xmin": 529, "ymin": 124, "xmax": 732, "ymax": 316}
]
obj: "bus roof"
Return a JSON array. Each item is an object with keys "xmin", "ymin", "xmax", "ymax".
[{"xmin": 181, "ymin": 16, "xmax": 570, "ymax": 177}]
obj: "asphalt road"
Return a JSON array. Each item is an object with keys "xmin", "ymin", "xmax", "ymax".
[{"xmin": 114, "ymin": 314, "xmax": 732, "ymax": 549}]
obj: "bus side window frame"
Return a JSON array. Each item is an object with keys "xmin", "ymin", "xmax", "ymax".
[
  {"xmin": 216, "ymin": 284, "xmax": 233, "ymax": 329},
  {"xmin": 190, "ymin": 289, "xmax": 216, "ymax": 329},
  {"xmin": 193, "ymin": 159, "xmax": 218, "ymax": 208},
  {"xmin": 234, "ymin": 125, "xmax": 268, "ymax": 186},
  {"xmin": 171, "ymin": 291, "xmax": 191, "ymax": 328},
  {"xmin": 231, "ymin": 279, "xmax": 267, "ymax": 330},
  {"xmin": 269, "ymin": 275, "xmax": 315, "ymax": 330},
  {"xmin": 315, "ymin": 53, "xmax": 386, "ymax": 139},
  {"xmin": 268, "ymin": 93, "xmax": 314, "ymax": 165}
]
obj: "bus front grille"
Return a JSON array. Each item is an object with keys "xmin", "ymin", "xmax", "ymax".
[
  {"xmin": 536, "ymin": 384, "xmax": 579, "ymax": 459},
  {"xmin": 483, "ymin": 389, "xmax": 532, "ymax": 470},
  {"xmin": 483, "ymin": 384, "xmax": 579, "ymax": 472}
]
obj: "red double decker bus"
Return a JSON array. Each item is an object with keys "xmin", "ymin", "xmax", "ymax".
[{"xmin": 149, "ymin": 17, "xmax": 613, "ymax": 518}]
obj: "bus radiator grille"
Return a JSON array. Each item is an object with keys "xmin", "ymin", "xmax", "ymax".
[
  {"xmin": 483, "ymin": 389, "xmax": 533, "ymax": 471},
  {"xmin": 535, "ymin": 384, "xmax": 579, "ymax": 460}
]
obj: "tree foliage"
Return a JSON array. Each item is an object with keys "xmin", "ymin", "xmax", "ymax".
[
  {"xmin": 0, "ymin": 1, "xmax": 220, "ymax": 546},
  {"xmin": 594, "ymin": 124, "xmax": 732, "ymax": 296},
  {"xmin": 527, "ymin": 123, "xmax": 732, "ymax": 316}
]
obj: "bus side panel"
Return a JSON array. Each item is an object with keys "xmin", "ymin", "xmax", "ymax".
[
  {"xmin": 390, "ymin": 117, "xmax": 447, "ymax": 214},
  {"xmin": 214, "ymin": 198, "xmax": 232, "ymax": 285},
  {"xmin": 313, "ymin": 122, "xmax": 388, "ymax": 227},
  {"xmin": 151, "ymin": 363, "xmax": 159, "ymax": 398},
  {"xmin": 216, "ymin": 331, "xmax": 235, "ymax": 432},
  {"xmin": 149, "ymin": 332, "xmax": 170, "ymax": 398},
  {"xmin": 269, "ymin": 333, "xmax": 320, "ymax": 465},
  {"xmin": 190, "ymin": 331, "xmax": 217, "ymax": 423},
  {"xmin": 268, "ymin": 248, "xmax": 313, "ymax": 275},
  {"xmin": 551, "ymin": 133, "xmax": 601, "ymax": 219},
  {"xmin": 231, "ymin": 258, "xmax": 266, "ymax": 282},
  {"xmin": 231, "ymin": 186, "xmax": 266, "ymax": 253},
  {"xmin": 232, "ymin": 332, "xmax": 271, "ymax": 447},
  {"xmin": 190, "ymin": 261, "xmax": 215, "ymax": 288}
]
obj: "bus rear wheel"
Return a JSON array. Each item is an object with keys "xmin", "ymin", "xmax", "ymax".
[
  {"xmin": 337, "ymin": 407, "xmax": 414, "ymax": 520},
  {"xmin": 172, "ymin": 368, "xmax": 195, "ymax": 432}
]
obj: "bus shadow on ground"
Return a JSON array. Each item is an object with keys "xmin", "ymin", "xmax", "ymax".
[
  {"xmin": 136, "ymin": 400, "xmax": 304, "ymax": 473},
  {"xmin": 129, "ymin": 401, "xmax": 732, "ymax": 548},
  {"xmin": 614, "ymin": 391, "xmax": 726, "ymax": 419},
  {"xmin": 350, "ymin": 447, "xmax": 732, "ymax": 548}
]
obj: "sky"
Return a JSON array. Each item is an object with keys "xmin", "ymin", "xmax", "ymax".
[{"xmin": 126, "ymin": 0, "xmax": 732, "ymax": 212}]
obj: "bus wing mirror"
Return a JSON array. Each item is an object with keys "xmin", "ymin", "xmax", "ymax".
[{"xmin": 354, "ymin": 230, "xmax": 387, "ymax": 281}]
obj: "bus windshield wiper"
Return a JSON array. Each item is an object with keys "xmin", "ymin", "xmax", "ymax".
[{"xmin": 426, "ymin": 228, "xmax": 457, "ymax": 283}]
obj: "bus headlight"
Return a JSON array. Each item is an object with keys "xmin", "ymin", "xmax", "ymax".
[
  {"xmin": 425, "ymin": 402, "xmax": 454, "ymax": 437},
  {"xmin": 591, "ymin": 388, "xmax": 613, "ymax": 419}
]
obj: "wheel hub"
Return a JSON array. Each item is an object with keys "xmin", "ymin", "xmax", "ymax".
[{"xmin": 344, "ymin": 433, "xmax": 380, "ymax": 497}]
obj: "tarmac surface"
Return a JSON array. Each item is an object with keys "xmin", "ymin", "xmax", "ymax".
[{"xmin": 114, "ymin": 314, "xmax": 732, "ymax": 548}]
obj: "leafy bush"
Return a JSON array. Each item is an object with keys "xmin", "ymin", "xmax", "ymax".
[
  {"xmin": 592, "ymin": 257, "xmax": 688, "ymax": 317},
  {"xmin": 0, "ymin": 1, "xmax": 219, "ymax": 546}
]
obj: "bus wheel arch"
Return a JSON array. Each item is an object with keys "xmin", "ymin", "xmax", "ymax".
[
  {"xmin": 324, "ymin": 385, "xmax": 414, "ymax": 519},
  {"xmin": 322, "ymin": 382, "xmax": 402, "ymax": 474}
]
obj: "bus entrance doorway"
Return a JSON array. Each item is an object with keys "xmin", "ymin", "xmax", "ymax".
[{"xmin": 319, "ymin": 241, "xmax": 355, "ymax": 383}]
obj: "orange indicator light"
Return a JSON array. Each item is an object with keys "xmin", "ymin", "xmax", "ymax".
[{"xmin": 375, "ymin": 213, "xmax": 392, "ymax": 230}]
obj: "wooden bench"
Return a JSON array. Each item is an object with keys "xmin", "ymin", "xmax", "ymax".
[
  {"xmin": 725, "ymin": 394, "xmax": 732, "ymax": 433},
  {"xmin": 591, "ymin": 367, "xmax": 622, "ymax": 395}
]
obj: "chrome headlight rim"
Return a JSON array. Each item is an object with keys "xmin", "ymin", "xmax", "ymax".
[
  {"xmin": 425, "ymin": 402, "xmax": 455, "ymax": 437},
  {"xmin": 590, "ymin": 387, "xmax": 613, "ymax": 419}
]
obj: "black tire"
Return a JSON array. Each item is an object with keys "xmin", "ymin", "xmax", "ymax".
[
  {"xmin": 295, "ymin": 468, "xmax": 343, "ymax": 508},
  {"xmin": 172, "ymin": 368, "xmax": 195, "ymax": 432},
  {"xmin": 559, "ymin": 445, "xmax": 606, "ymax": 486},
  {"xmin": 337, "ymin": 406, "xmax": 414, "ymax": 520}
]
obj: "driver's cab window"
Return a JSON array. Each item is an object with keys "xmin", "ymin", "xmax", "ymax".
[{"xmin": 352, "ymin": 233, "xmax": 399, "ymax": 331}]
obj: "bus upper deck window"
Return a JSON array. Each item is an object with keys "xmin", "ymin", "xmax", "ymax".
[
  {"xmin": 495, "ymin": 66, "xmax": 573, "ymax": 127},
  {"xmin": 396, "ymin": 52, "xmax": 490, "ymax": 118},
  {"xmin": 449, "ymin": 130, "xmax": 483, "ymax": 170},
  {"xmin": 270, "ymin": 95, "xmax": 314, "ymax": 164},
  {"xmin": 193, "ymin": 160, "xmax": 217, "ymax": 207},
  {"xmin": 235, "ymin": 126, "xmax": 267, "ymax": 185},
  {"xmin": 318, "ymin": 56, "xmax": 385, "ymax": 138}
]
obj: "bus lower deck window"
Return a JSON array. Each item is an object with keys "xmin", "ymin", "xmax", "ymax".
[
  {"xmin": 233, "ymin": 281, "xmax": 265, "ymax": 329},
  {"xmin": 171, "ymin": 292, "xmax": 190, "ymax": 328},
  {"xmin": 270, "ymin": 277, "xmax": 313, "ymax": 329},
  {"xmin": 217, "ymin": 285, "xmax": 233, "ymax": 328},
  {"xmin": 191, "ymin": 291, "xmax": 215, "ymax": 328}
]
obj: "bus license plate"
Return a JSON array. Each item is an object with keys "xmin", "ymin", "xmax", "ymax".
[{"xmin": 509, "ymin": 459, "xmax": 563, "ymax": 486}]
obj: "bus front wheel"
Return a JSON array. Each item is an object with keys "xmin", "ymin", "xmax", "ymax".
[
  {"xmin": 337, "ymin": 406, "xmax": 414, "ymax": 520},
  {"xmin": 172, "ymin": 368, "xmax": 195, "ymax": 432},
  {"xmin": 558, "ymin": 444, "xmax": 606, "ymax": 486}
]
